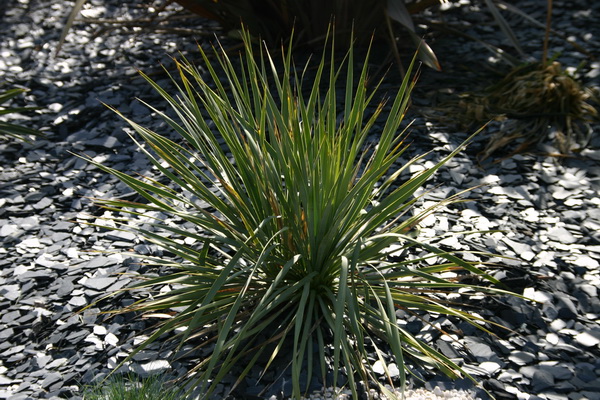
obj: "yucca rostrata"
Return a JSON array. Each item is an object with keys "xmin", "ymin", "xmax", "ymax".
[{"xmin": 83, "ymin": 29, "xmax": 511, "ymax": 399}]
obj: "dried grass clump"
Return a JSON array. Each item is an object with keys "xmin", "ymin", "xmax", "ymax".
[
  {"xmin": 450, "ymin": 61, "xmax": 598, "ymax": 161},
  {"xmin": 480, "ymin": 61, "xmax": 598, "ymax": 158}
]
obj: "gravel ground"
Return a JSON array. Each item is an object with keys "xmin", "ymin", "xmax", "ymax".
[{"xmin": 1, "ymin": 0, "xmax": 599, "ymax": 399}]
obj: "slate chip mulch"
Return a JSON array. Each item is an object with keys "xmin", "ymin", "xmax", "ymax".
[{"xmin": 1, "ymin": 0, "xmax": 599, "ymax": 399}]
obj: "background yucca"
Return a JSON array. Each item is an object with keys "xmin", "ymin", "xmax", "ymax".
[{"xmin": 85, "ymin": 30, "xmax": 509, "ymax": 399}]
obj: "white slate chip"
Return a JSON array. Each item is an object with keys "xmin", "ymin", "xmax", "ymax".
[
  {"xmin": 17, "ymin": 237, "xmax": 43, "ymax": 249},
  {"xmin": 372, "ymin": 360, "xmax": 385, "ymax": 375},
  {"xmin": 93, "ymin": 325, "xmax": 107, "ymax": 335},
  {"xmin": 574, "ymin": 330, "xmax": 600, "ymax": 347},
  {"xmin": 68, "ymin": 296, "xmax": 87, "ymax": 307},
  {"xmin": 546, "ymin": 227, "xmax": 578, "ymax": 244},
  {"xmin": 105, "ymin": 332, "xmax": 119, "ymax": 347},
  {"xmin": 479, "ymin": 361, "xmax": 501, "ymax": 374},
  {"xmin": 574, "ymin": 255, "xmax": 600, "ymax": 269},
  {"xmin": 138, "ymin": 360, "xmax": 171, "ymax": 373},
  {"xmin": 551, "ymin": 187, "xmax": 573, "ymax": 200}
]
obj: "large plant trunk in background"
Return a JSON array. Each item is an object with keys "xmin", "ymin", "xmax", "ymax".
[
  {"xmin": 56, "ymin": 0, "xmax": 441, "ymax": 70},
  {"xmin": 172, "ymin": 0, "xmax": 389, "ymax": 46},
  {"xmin": 169, "ymin": 0, "xmax": 442, "ymax": 71}
]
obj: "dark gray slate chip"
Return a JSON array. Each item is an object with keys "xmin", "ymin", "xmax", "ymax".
[
  {"xmin": 41, "ymin": 372, "xmax": 62, "ymax": 389},
  {"xmin": 49, "ymin": 263, "xmax": 69, "ymax": 271},
  {"xmin": 55, "ymin": 278, "xmax": 75, "ymax": 297},
  {"xmin": 0, "ymin": 327, "xmax": 15, "ymax": 341},
  {"xmin": 555, "ymin": 296, "xmax": 579, "ymax": 319},
  {"xmin": 521, "ymin": 364, "xmax": 574, "ymax": 382},
  {"xmin": 50, "ymin": 232, "xmax": 71, "ymax": 242},
  {"xmin": 82, "ymin": 276, "xmax": 118, "ymax": 291},
  {"xmin": 1, "ymin": 344, "xmax": 25, "ymax": 357},
  {"xmin": 88, "ymin": 136, "xmax": 122, "ymax": 149},
  {"xmin": 110, "ymin": 230, "xmax": 135, "ymax": 243},
  {"xmin": 532, "ymin": 369, "xmax": 555, "ymax": 392},
  {"xmin": 16, "ymin": 270, "xmax": 54, "ymax": 281},
  {"xmin": 33, "ymin": 197, "xmax": 53, "ymax": 210},
  {"xmin": 583, "ymin": 378, "xmax": 600, "ymax": 391},
  {"xmin": 552, "ymin": 381, "xmax": 576, "ymax": 394},
  {"xmin": 464, "ymin": 337, "xmax": 498, "ymax": 362},
  {"xmin": 7, "ymin": 353, "xmax": 26, "ymax": 362},
  {"xmin": 7, "ymin": 394, "xmax": 32, "ymax": 400},
  {"xmin": 47, "ymin": 331, "xmax": 67, "ymax": 345},
  {"xmin": 82, "ymin": 256, "xmax": 119, "ymax": 269},
  {"xmin": 52, "ymin": 221, "xmax": 73, "ymax": 231},
  {"xmin": 546, "ymin": 227, "xmax": 578, "ymax": 244},
  {"xmin": 436, "ymin": 339, "xmax": 461, "ymax": 359}
]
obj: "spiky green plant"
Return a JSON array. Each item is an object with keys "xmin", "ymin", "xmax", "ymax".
[
  {"xmin": 83, "ymin": 30, "xmax": 509, "ymax": 399},
  {"xmin": 0, "ymin": 87, "xmax": 43, "ymax": 142}
]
